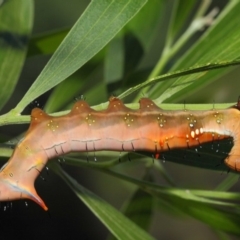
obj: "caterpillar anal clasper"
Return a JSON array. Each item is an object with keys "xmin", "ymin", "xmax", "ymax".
[{"xmin": 0, "ymin": 97, "xmax": 240, "ymax": 210}]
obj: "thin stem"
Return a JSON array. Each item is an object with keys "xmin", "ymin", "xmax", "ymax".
[{"xmin": 139, "ymin": 1, "xmax": 218, "ymax": 97}]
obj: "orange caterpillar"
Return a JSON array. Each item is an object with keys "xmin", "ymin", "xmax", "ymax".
[{"xmin": 0, "ymin": 97, "xmax": 239, "ymax": 210}]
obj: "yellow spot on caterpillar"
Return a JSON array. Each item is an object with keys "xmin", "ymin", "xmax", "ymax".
[
  {"xmin": 85, "ymin": 114, "xmax": 95, "ymax": 126},
  {"xmin": 47, "ymin": 120, "xmax": 59, "ymax": 132},
  {"xmin": 124, "ymin": 113, "xmax": 133, "ymax": 127},
  {"xmin": 157, "ymin": 114, "xmax": 166, "ymax": 127},
  {"xmin": 195, "ymin": 129, "xmax": 199, "ymax": 135},
  {"xmin": 200, "ymin": 128, "xmax": 203, "ymax": 134},
  {"xmin": 213, "ymin": 111, "xmax": 223, "ymax": 124}
]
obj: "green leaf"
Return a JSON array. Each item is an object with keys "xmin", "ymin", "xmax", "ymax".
[
  {"xmin": 126, "ymin": 0, "xmax": 166, "ymax": 51},
  {"xmin": 156, "ymin": 197, "xmax": 240, "ymax": 235},
  {"xmin": 0, "ymin": 0, "xmax": 33, "ymax": 110},
  {"xmin": 44, "ymin": 73, "xmax": 87, "ymax": 112},
  {"xmin": 215, "ymin": 174, "xmax": 240, "ymax": 191},
  {"xmin": 61, "ymin": 156, "xmax": 240, "ymax": 235},
  {"xmin": 27, "ymin": 29, "xmax": 69, "ymax": 57},
  {"xmin": 62, "ymin": 156, "xmax": 240, "ymax": 207},
  {"xmin": 104, "ymin": 34, "xmax": 124, "ymax": 85},
  {"xmin": 121, "ymin": 175, "xmax": 154, "ymax": 229},
  {"xmin": 107, "ymin": 172, "xmax": 154, "ymax": 240},
  {"xmin": 149, "ymin": 0, "xmax": 240, "ymax": 102},
  {"xmin": 52, "ymin": 163, "xmax": 155, "ymax": 240},
  {"xmin": 44, "ymin": 63, "xmax": 105, "ymax": 112},
  {"xmin": 15, "ymin": 0, "xmax": 147, "ymax": 112},
  {"xmin": 168, "ymin": 0, "xmax": 197, "ymax": 44},
  {"xmin": 118, "ymin": 61, "xmax": 240, "ymax": 100}
]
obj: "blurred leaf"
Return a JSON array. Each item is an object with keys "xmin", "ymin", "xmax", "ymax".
[
  {"xmin": 53, "ymin": 163, "xmax": 155, "ymax": 240},
  {"xmin": 168, "ymin": 0, "xmax": 197, "ymax": 43},
  {"xmin": 63, "ymin": 156, "xmax": 240, "ymax": 235},
  {"xmin": 44, "ymin": 73, "xmax": 87, "ymax": 113},
  {"xmin": 27, "ymin": 29, "xmax": 69, "ymax": 57},
  {"xmin": 92, "ymin": 168, "xmax": 240, "ymax": 208},
  {"xmin": 126, "ymin": 0, "xmax": 166, "ymax": 51},
  {"xmin": 215, "ymin": 173, "xmax": 239, "ymax": 191},
  {"xmin": 121, "ymin": 174, "xmax": 154, "ymax": 229},
  {"xmin": 149, "ymin": 1, "xmax": 240, "ymax": 102},
  {"xmin": 104, "ymin": 34, "xmax": 124, "ymax": 85},
  {"xmin": 156, "ymin": 196, "xmax": 240, "ymax": 235},
  {"xmin": 63, "ymin": 156, "xmax": 240, "ymax": 206},
  {"xmin": 107, "ymin": 172, "xmax": 154, "ymax": 240},
  {"xmin": 84, "ymin": 81, "xmax": 108, "ymax": 105},
  {"xmin": 15, "ymin": 0, "xmax": 147, "ymax": 112},
  {"xmin": 44, "ymin": 63, "xmax": 104, "ymax": 112},
  {"xmin": 0, "ymin": 147, "xmax": 12, "ymax": 158},
  {"xmin": 0, "ymin": 0, "xmax": 33, "ymax": 110}
]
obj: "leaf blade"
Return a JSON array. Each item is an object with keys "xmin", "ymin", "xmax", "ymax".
[
  {"xmin": 52, "ymin": 163, "xmax": 155, "ymax": 240},
  {"xmin": 0, "ymin": 0, "xmax": 33, "ymax": 110},
  {"xmin": 16, "ymin": 0, "xmax": 147, "ymax": 112}
]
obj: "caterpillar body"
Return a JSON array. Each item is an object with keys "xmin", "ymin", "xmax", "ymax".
[{"xmin": 0, "ymin": 97, "xmax": 240, "ymax": 210}]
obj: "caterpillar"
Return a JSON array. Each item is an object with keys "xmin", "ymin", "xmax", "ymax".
[{"xmin": 0, "ymin": 97, "xmax": 239, "ymax": 211}]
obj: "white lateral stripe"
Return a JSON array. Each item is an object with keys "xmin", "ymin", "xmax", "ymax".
[{"xmin": 202, "ymin": 128, "xmax": 234, "ymax": 137}]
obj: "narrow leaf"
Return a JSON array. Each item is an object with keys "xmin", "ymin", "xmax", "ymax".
[
  {"xmin": 52, "ymin": 163, "xmax": 155, "ymax": 240},
  {"xmin": 150, "ymin": 1, "xmax": 240, "ymax": 102},
  {"xmin": 16, "ymin": 0, "xmax": 147, "ymax": 112},
  {"xmin": 0, "ymin": 0, "xmax": 33, "ymax": 110}
]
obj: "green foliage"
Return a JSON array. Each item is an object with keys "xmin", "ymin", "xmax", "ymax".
[{"xmin": 1, "ymin": 0, "xmax": 240, "ymax": 239}]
